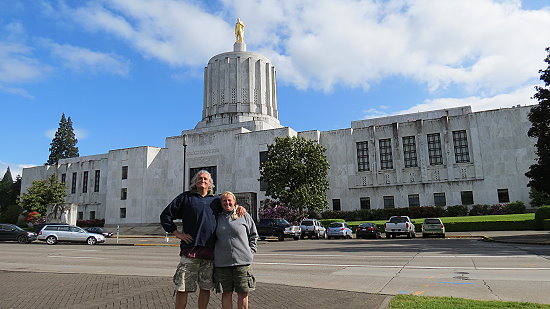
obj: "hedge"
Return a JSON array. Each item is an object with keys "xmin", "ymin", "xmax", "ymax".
[{"xmin": 535, "ymin": 205, "xmax": 550, "ymax": 230}]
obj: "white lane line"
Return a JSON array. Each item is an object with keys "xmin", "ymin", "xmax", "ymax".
[
  {"xmin": 256, "ymin": 253, "xmax": 536, "ymax": 258},
  {"xmin": 253, "ymin": 262, "xmax": 550, "ymax": 270},
  {"xmin": 47, "ymin": 256, "xmax": 105, "ymax": 260}
]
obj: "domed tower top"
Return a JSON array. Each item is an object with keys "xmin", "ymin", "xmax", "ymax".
[{"xmin": 194, "ymin": 18, "xmax": 281, "ymax": 131}]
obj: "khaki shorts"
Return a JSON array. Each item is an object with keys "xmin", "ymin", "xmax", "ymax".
[
  {"xmin": 214, "ymin": 265, "xmax": 256, "ymax": 293},
  {"xmin": 173, "ymin": 256, "xmax": 214, "ymax": 292}
]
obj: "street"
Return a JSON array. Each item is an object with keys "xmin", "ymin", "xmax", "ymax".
[{"xmin": 1, "ymin": 236, "xmax": 550, "ymax": 305}]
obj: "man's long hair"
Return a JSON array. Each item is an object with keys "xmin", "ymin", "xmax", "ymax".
[{"xmin": 189, "ymin": 170, "xmax": 215, "ymax": 192}]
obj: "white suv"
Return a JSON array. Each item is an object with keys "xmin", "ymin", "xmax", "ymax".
[{"xmin": 299, "ymin": 219, "xmax": 327, "ymax": 239}]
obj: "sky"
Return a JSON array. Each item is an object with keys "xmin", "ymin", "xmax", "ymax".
[{"xmin": 1, "ymin": 0, "xmax": 549, "ymax": 178}]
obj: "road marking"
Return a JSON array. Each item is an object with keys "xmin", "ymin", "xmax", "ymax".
[
  {"xmin": 438, "ymin": 281, "xmax": 473, "ymax": 285},
  {"xmin": 47, "ymin": 255, "xmax": 104, "ymax": 259},
  {"xmin": 254, "ymin": 262, "xmax": 550, "ymax": 270},
  {"xmin": 256, "ymin": 253, "xmax": 536, "ymax": 258},
  {"xmin": 414, "ymin": 290, "xmax": 426, "ymax": 295}
]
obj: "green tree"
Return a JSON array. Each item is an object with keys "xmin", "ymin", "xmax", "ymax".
[
  {"xmin": 526, "ymin": 47, "xmax": 550, "ymax": 196},
  {"xmin": 47, "ymin": 113, "xmax": 79, "ymax": 165},
  {"xmin": 260, "ymin": 136, "xmax": 330, "ymax": 214},
  {"xmin": 0, "ymin": 167, "xmax": 14, "ymax": 212},
  {"xmin": 18, "ymin": 175, "xmax": 66, "ymax": 220}
]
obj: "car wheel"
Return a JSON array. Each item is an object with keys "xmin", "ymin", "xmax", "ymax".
[
  {"xmin": 87, "ymin": 237, "xmax": 97, "ymax": 245},
  {"xmin": 293, "ymin": 236, "xmax": 300, "ymax": 240},
  {"xmin": 277, "ymin": 232, "xmax": 285, "ymax": 241},
  {"xmin": 422, "ymin": 233, "xmax": 428, "ymax": 238},
  {"xmin": 412, "ymin": 232, "xmax": 416, "ymax": 238},
  {"xmin": 407, "ymin": 232, "xmax": 412, "ymax": 239},
  {"xmin": 46, "ymin": 236, "xmax": 58, "ymax": 245},
  {"xmin": 300, "ymin": 234, "xmax": 305, "ymax": 239},
  {"xmin": 327, "ymin": 236, "xmax": 331, "ymax": 240},
  {"xmin": 260, "ymin": 237, "xmax": 266, "ymax": 241},
  {"xmin": 386, "ymin": 233, "xmax": 391, "ymax": 238},
  {"xmin": 441, "ymin": 234, "xmax": 446, "ymax": 238},
  {"xmin": 17, "ymin": 235, "xmax": 28, "ymax": 244}
]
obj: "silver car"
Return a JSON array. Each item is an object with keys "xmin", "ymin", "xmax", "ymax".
[
  {"xmin": 326, "ymin": 222, "xmax": 353, "ymax": 239},
  {"xmin": 37, "ymin": 224, "xmax": 105, "ymax": 245}
]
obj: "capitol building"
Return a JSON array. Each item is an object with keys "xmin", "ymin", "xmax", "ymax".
[{"xmin": 21, "ymin": 26, "xmax": 536, "ymax": 226}]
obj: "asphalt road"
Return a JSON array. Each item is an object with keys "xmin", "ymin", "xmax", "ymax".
[{"xmin": 2, "ymin": 236, "xmax": 550, "ymax": 305}]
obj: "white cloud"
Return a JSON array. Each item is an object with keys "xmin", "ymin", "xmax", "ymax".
[
  {"xmin": 0, "ymin": 42, "xmax": 47, "ymax": 84},
  {"xmin": 0, "ymin": 161, "xmax": 36, "ymax": 179},
  {"xmin": 46, "ymin": 41, "xmax": 130, "ymax": 76}
]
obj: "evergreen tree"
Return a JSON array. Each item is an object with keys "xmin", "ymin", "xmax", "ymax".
[
  {"xmin": 260, "ymin": 136, "xmax": 330, "ymax": 214},
  {"xmin": 0, "ymin": 167, "xmax": 14, "ymax": 212},
  {"xmin": 526, "ymin": 47, "xmax": 550, "ymax": 196},
  {"xmin": 47, "ymin": 113, "xmax": 79, "ymax": 165}
]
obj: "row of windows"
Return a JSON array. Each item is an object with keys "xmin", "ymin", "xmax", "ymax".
[
  {"xmin": 62, "ymin": 170, "xmax": 101, "ymax": 193},
  {"xmin": 332, "ymin": 189, "xmax": 510, "ymax": 210},
  {"xmin": 356, "ymin": 130, "xmax": 470, "ymax": 172}
]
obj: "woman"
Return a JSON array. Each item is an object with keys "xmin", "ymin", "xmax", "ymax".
[{"xmin": 214, "ymin": 191, "xmax": 258, "ymax": 309}]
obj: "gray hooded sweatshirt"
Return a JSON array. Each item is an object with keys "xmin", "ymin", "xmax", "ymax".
[{"xmin": 214, "ymin": 211, "xmax": 258, "ymax": 267}]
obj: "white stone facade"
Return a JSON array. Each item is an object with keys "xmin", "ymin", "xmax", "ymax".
[{"xmin": 21, "ymin": 44, "xmax": 537, "ymax": 225}]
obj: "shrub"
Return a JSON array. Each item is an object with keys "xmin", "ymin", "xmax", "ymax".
[
  {"xmin": 0, "ymin": 204, "xmax": 23, "ymax": 224},
  {"xmin": 504, "ymin": 201, "xmax": 526, "ymax": 214},
  {"xmin": 445, "ymin": 205, "xmax": 468, "ymax": 217},
  {"xmin": 489, "ymin": 204, "xmax": 506, "ymax": 215},
  {"xmin": 259, "ymin": 199, "xmax": 304, "ymax": 223},
  {"xmin": 535, "ymin": 205, "xmax": 550, "ymax": 230},
  {"xmin": 76, "ymin": 219, "xmax": 105, "ymax": 227},
  {"xmin": 469, "ymin": 204, "xmax": 490, "ymax": 216}
]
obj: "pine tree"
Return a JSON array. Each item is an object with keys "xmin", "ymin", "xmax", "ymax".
[
  {"xmin": 0, "ymin": 167, "xmax": 14, "ymax": 211},
  {"xmin": 526, "ymin": 47, "xmax": 550, "ymax": 196},
  {"xmin": 47, "ymin": 113, "xmax": 79, "ymax": 165}
]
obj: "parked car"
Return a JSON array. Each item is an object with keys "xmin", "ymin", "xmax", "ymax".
[
  {"xmin": 84, "ymin": 227, "xmax": 113, "ymax": 238},
  {"xmin": 326, "ymin": 222, "xmax": 353, "ymax": 239},
  {"xmin": 33, "ymin": 222, "xmax": 67, "ymax": 233},
  {"xmin": 355, "ymin": 222, "xmax": 382, "ymax": 239},
  {"xmin": 0, "ymin": 223, "xmax": 37, "ymax": 244},
  {"xmin": 37, "ymin": 224, "xmax": 105, "ymax": 245},
  {"xmin": 422, "ymin": 218, "xmax": 446, "ymax": 238},
  {"xmin": 257, "ymin": 218, "xmax": 301, "ymax": 241},
  {"xmin": 385, "ymin": 216, "xmax": 416, "ymax": 238},
  {"xmin": 299, "ymin": 219, "xmax": 327, "ymax": 239}
]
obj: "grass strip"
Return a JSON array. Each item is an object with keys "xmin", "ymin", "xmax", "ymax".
[{"xmin": 388, "ymin": 294, "xmax": 550, "ymax": 309}]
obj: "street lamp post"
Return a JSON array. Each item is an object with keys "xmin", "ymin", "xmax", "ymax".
[{"xmin": 182, "ymin": 134, "xmax": 188, "ymax": 192}]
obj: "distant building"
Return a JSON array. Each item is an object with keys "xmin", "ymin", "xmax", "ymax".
[{"xmin": 21, "ymin": 40, "xmax": 536, "ymax": 226}]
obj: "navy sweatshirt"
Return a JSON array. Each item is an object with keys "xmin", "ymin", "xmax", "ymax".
[{"xmin": 160, "ymin": 191, "xmax": 221, "ymax": 251}]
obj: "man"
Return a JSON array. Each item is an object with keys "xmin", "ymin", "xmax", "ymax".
[{"xmin": 160, "ymin": 170, "xmax": 243, "ymax": 309}]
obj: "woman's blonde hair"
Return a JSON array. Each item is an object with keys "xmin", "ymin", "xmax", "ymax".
[{"xmin": 220, "ymin": 191, "xmax": 238, "ymax": 220}]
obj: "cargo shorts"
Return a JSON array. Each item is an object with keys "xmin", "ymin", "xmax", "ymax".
[
  {"xmin": 173, "ymin": 256, "xmax": 214, "ymax": 292},
  {"xmin": 214, "ymin": 265, "xmax": 256, "ymax": 293}
]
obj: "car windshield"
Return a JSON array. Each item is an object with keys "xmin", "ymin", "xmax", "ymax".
[
  {"xmin": 359, "ymin": 223, "xmax": 374, "ymax": 227},
  {"xmin": 389, "ymin": 217, "xmax": 407, "ymax": 223},
  {"xmin": 301, "ymin": 221, "xmax": 313, "ymax": 226},
  {"xmin": 274, "ymin": 219, "xmax": 290, "ymax": 225},
  {"xmin": 424, "ymin": 219, "xmax": 441, "ymax": 224},
  {"xmin": 329, "ymin": 222, "xmax": 343, "ymax": 228}
]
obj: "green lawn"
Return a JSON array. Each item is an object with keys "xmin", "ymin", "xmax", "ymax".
[{"xmin": 389, "ymin": 295, "xmax": 550, "ymax": 309}]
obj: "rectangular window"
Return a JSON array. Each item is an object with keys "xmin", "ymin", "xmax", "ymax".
[
  {"xmin": 71, "ymin": 172, "xmax": 77, "ymax": 194},
  {"xmin": 89, "ymin": 211, "xmax": 96, "ymax": 220},
  {"xmin": 122, "ymin": 166, "xmax": 128, "ymax": 180},
  {"xmin": 332, "ymin": 199, "xmax": 341, "ymax": 211},
  {"xmin": 120, "ymin": 208, "xmax": 126, "ymax": 218},
  {"xmin": 94, "ymin": 170, "xmax": 100, "ymax": 192},
  {"xmin": 82, "ymin": 171, "xmax": 88, "ymax": 193},
  {"xmin": 408, "ymin": 194, "xmax": 420, "ymax": 207},
  {"xmin": 360, "ymin": 197, "xmax": 370, "ymax": 210},
  {"xmin": 259, "ymin": 151, "xmax": 268, "ymax": 191},
  {"xmin": 452, "ymin": 130, "xmax": 470, "ymax": 163},
  {"xmin": 189, "ymin": 166, "xmax": 217, "ymax": 191},
  {"xmin": 427, "ymin": 133, "xmax": 443, "ymax": 165},
  {"xmin": 61, "ymin": 173, "xmax": 66, "ymax": 184},
  {"xmin": 356, "ymin": 141, "xmax": 370, "ymax": 171},
  {"xmin": 402, "ymin": 136, "xmax": 418, "ymax": 168},
  {"xmin": 121, "ymin": 188, "xmax": 127, "ymax": 200},
  {"xmin": 379, "ymin": 139, "xmax": 393, "ymax": 170},
  {"xmin": 77, "ymin": 212, "xmax": 83, "ymax": 220},
  {"xmin": 461, "ymin": 191, "xmax": 474, "ymax": 205},
  {"xmin": 498, "ymin": 189, "xmax": 510, "ymax": 203},
  {"xmin": 383, "ymin": 196, "xmax": 395, "ymax": 209},
  {"xmin": 434, "ymin": 192, "xmax": 446, "ymax": 206}
]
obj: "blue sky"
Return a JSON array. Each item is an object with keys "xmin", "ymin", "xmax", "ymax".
[{"xmin": 1, "ymin": 0, "xmax": 549, "ymax": 178}]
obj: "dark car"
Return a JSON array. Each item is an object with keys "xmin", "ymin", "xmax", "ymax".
[
  {"xmin": 0, "ymin": 223, "xmax": 37, "ymax": 244},
  {"xmin": 257, "ymin": 218, "xmax": 301, "ymax": 241},
  {"xmin": 84, "ymin": 227, "xmax": 113, "ymax": 238},
  {"xmin": 355, "ymin": 222, "xmax": 382, "ymax": 239}
]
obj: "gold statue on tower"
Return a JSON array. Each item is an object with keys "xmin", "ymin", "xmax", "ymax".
[{"xmin": 235, "ymin": 18, "xmax": 245, "ymax": 43}]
